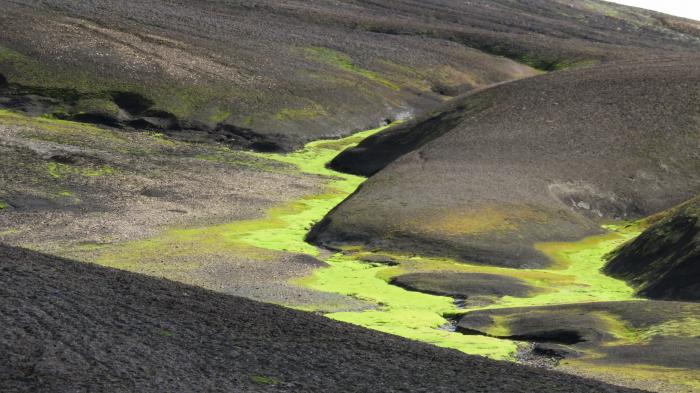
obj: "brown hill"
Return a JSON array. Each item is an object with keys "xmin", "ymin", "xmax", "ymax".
[{"xmin": 310, "ymin": 58, "xmax": 700, "ymax": 267}]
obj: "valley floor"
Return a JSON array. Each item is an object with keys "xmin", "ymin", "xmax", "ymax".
[{"xmin": 1, "ymin": 113, "xmax": 699, "ymax": 392}]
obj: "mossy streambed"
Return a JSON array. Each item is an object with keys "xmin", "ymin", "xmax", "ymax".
[{"xmin": 79, "ymin": 125, "xmax": 640, "ymax": 360}]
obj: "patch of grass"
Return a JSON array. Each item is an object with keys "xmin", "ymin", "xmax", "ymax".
[
  {"xmin": 275, "ymin": 103, "xmax": 328, "ymax": 121},
  {"xmin": 304, "ymin": 47, "xmax": 401, "ymax": 90},
  {"xmin": 0, "ymin": 201, "xmax": 7, "ymax": 209},
  {"xmin": 47, "ymin": 162, "xmax": 115, "ymax": 179},
  {"xmin": 206, "ymin": 107, "xmax": 232, "ymax": 124},
  {"xmin": 47, "ymin": 162, "xmax": 61, "ymax": 179},
  {"xmin": 250, "ymin": 374, "xmax": 279, "ymax": 386},
  {"xmin": 295, "ymin": 252, "xmax": 518, "ymax": 359},
  {"xmin": 83, "ymin": 125, "xmax": 388, "ymax": 274},
  {"xmin": 0, "ymin": 45, "xmax": 245, "ymax": 124}
]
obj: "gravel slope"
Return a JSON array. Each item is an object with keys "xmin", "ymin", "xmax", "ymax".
[
  {"xmin": 0, "ymin": 245, "xmax": 641, "ymax": 392},
  {"xmin": 605, "ymin": 196, "xmax": 700, "ymax": 301},
  {"xmin": 3, "ymin": 0, "xmax": 700, "ymax": 149}
]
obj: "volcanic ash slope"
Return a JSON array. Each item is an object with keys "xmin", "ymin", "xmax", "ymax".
[
  {"xmin": 605, "ymin": 196, "xmax": 700, "ymax": 302},
  {"xmin": 0, "ymin": 245, "xmax": 639, "ymax": 393},
  {"xmin": 311, "ymin": 58, "xmax": 700, "ymax": 268}
]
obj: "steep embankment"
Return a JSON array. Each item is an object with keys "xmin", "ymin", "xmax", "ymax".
[
  {"xmin": 605, "ymin": 196, "xmax": 700, "ymax": 301},
  {"xmin": 3, "ymin": 0, "xmax": 700, "ymax": 149},
  {"xmin": 310, "ymin": 58, "xmax": 700, "ymax": 267},
  {"xmin": 0, "ymin": 245, "xmax": 638, "ymax": 393}
]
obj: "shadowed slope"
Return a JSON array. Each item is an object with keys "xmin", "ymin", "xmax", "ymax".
[
  {"xmin": 0, "ymin": 245, "xmax": 638, "ymax": 392},
  {"xmin": 310, "ymin": 58, "xmax": 700, "ymax": 267},
  {"xmin": 456, "ymin": 301, "xmax": 700, "ymax": 392},
  {"xmin": 2, "ymin": 0, "xmax": 700, "ymax": 149},
  {"xmin": 605, "ymin": 197, "xmax": 700, "ymax": 301}
]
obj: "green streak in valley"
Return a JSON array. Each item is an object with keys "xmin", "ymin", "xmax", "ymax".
[
  {"xmin": 298, "ymin": 226, "xmax": 640, "ymax": 359},
  {"xmin": 67, "ymin": 119, "xmax": 639, "ymax": 361}
]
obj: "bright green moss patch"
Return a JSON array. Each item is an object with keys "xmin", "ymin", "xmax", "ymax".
[
  {"xmin": 295, "ymin": 225, "xmax": 640, "ymax": 359},
  {"xmin": 0, "ymin": 201, "xmax": 7, "ymax": 210},
  {"xmin": 75, "ymin": 98, "xmax": 120, "ymax": 116},
  {"xmin": 85, "ymin": 125, "xmax": 388, "ymax": 273},
  {"xmin": 297, "ymin": 252, "xmax": 517, "ymax": 359},
  {"xmin": 304, "ymin": 47, "xmax": 400, "ymax": 90},
  {"xmin": 47, "ymin": 162, "xmax": 115, "ymax": 179},
  {"xmin": 0, "ymin": 228, "xmax": 19, "ymax": 237},
  {"xmin": 47, "ymin": 162, "xmax": 61, "ymax": 179}
]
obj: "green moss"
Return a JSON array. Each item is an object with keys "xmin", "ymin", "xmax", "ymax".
[
  {"xmin": 0, "ymin": 45, "xmax": 102, "ymax": 93},
  {"xmin": 275, "ymin": 103, "xmax": 328, "ymax": 121},
  {"xmin": 296, "ymin": 253, "xmax": 518, "ymax": 359},
  {"xmin": 0, "ymin": 201, "xmax": 7, "ymax": 210},
  {"xmin": 74, "ymin": 98, "xmax": 120, "ymax": 116},
  {"xmin": 44, "ymin": 113, "xmax": 651, "ymax": 367},
  {"xmin": 206, "ymin": 107, "xmax": 232, "ymax": 124},
  {"xmin": 0, "ymin": 228, "xmax": 19, "ymax": 236},
  {"xmin": 304, "ymin": 47, "xmax": 401, "ymax": 90},
  {"xmin": 250, "ymin": 375, "xmax": 279, "ymax": 386},
  {"xmin": 83, "ymin": 125, "xmax": 389, "ymax": 271},
  {"xmin": 47, "ymin": 162, "xmax": 115, "ymax": 179},
  {"xmin": 47, "ymin": 162, "xmax": 61, "ymax": 179}
]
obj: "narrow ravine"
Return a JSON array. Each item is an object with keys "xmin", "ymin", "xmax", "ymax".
[
  {"xmin": 224, "ymin": 127, "xmax": 641, "ymax": 360},
  {"xmin": 84, "ymin": 125, "xmax": 641, "ymax": 361}
]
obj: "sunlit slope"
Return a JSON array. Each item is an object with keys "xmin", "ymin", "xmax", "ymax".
[
  {"xmin": 3, "ymin": 0, "xmax": 700, "ymax": 150},
  {"xmin": 311, "ymin": 58, "xmax": 700, "ymax": 267}
]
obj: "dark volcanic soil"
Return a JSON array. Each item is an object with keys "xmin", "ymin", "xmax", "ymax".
[
  {"xmin": 310, "ymin": 58, "xmax": 700, "ymax": 268},
  {"xmin": 391, "ymin": 272, "xmax": 533, "ymax": 300},
  {"xmin": 0, "ymin": 245, "xmax": 639, "ymax": 392},
  {"xmin": 605, "ymin": 197, "xmax": 700, "ymax": 302},
  {"xmin": 3, "ymin": 0, "xmax": 700, "ymax": 149}
]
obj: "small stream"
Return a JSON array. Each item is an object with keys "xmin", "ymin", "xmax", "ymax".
[{"xmin": 229, "ymin": 127, "xmax": 640, "ymax": 360}]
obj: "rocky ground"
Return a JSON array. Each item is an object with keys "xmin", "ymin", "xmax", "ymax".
[
  {"xmin": 0, "ymin": 110, "xmax": 363, "ymax": 310},
  {"xmin": 3, "ymin": 0, "xmax": 700, "ymax": 392},
  {"xmin": 3, "ymin": 0, "xmax": 700, "ymax": 149},
  {"xmin": 457, "ymin": 301, "xmax": 700, "ymax": 392},
  {"xmin": 0, "ymin": 245, "xmax": 640, "ymax": 393}
]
